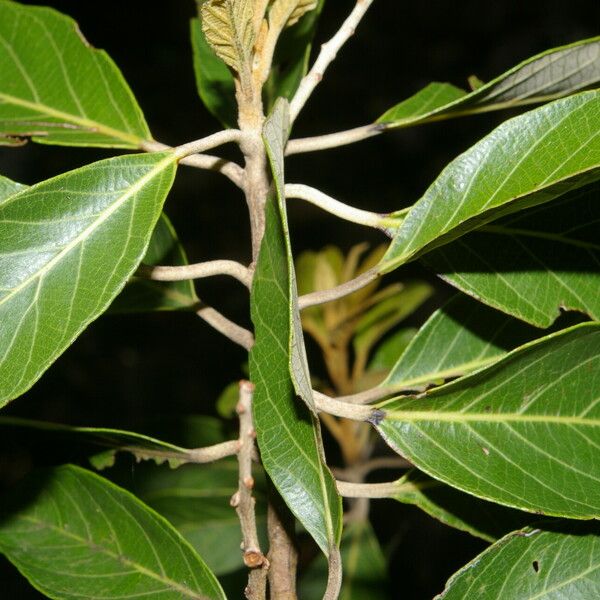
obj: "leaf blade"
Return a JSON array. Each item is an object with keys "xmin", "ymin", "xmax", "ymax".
[
  {"xmin": 378, "ymin": 37, "xmax": 600, "ymax": 127},
  {"xmin": 381, "ymin": 91, "xmax": 600, "ymax": 271},
  {"xmin": 0, "ymin": 1, "xmax": 150, "ymax": 147},
  {"xmin": 423, "ymin": 183, "xmax": 600, "ymax": 327},
  {"xmin": 437, "ymin": 522, "xmax": 600, "ymax": 599},
  {"xmin": 0, "ymin": 465, "xmax": 225, "ymax": 599},
  {"xmin": 377, "ymin": 323, "xmax": 600, "ymax": 518},
  {"xmin": 0, "ymin": 152, "xmax": 177, "ymax": 406}
]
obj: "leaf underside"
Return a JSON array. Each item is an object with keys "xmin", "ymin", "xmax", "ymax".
[
  {"xmin": 0, "ymin": 1, "xmax": 150, "ymax": 147},
  {"xmin": 377, "ymin": 323, "xmax": 600, "ymax": 519}
]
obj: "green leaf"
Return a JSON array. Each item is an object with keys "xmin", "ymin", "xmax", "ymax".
[
  {"xmin": 0, "ymin": 173, "xmax": 26, "ymax": 201},
  {"xmin": 250, "ymin": 99, "xmax": 342, "ymax": 558},
  {"xmin": 437, "ymin": 522, "xmax": 600, "ymax": 599},
  {"xmin": 0, "ymin": 152, "xmax": 177, "ymax": 407},
  {"xmin": 394, "ymin": 469, "xmax": 537, "ymax": 543},
  {"xmin": 130, "ymin": 461, "xmax": 267, "ymax": 576},
  {"xmin": 423, "ymin": 184, "xmax": 600, "ymax": 327},
  {"xmin": 0, "ymin": 415, "xmax": 214, "ymax": 468},
  {"xmin": 383, "ymin": 294, "xmax": 541, "ymax": 391},
  {"xmin": 111, "ymin": 213, "xmax": 199, "ymax": 313},
  {"xmin": 0, "ymin": 465, "xmax": 225, "ymax": 599},
  {"xmin": 378, "ymin": 37, "xmax": 600, "ymax": 127},
  {"xmin": 381, "ymin": 90, "xmax": 600, "ymax": 272},
  {"xmin": 263, "ymin": 0, "xmax": 325, "ymax": 110},
  {"xmin": 190, "ymin": 17, "xmax": 238, "ymax": 129},
  {"xmin": 0, "ymin": 1, "xmax": 151, "ymax": 147},
  {"xmin": 300, "ymin": 520, "xmax": 388, "ymax": 600},
  {"xmin": 366, "ymin": 327, "xmax": 417, "ymax": 374},
  {"xmin": 377, "ymin": 322, "xmax": 600, "ymax": 519}
]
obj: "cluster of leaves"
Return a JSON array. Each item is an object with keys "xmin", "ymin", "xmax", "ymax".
[{"xmin": 0, "ymin": 0, "xmax": 599, "ymax": 598}]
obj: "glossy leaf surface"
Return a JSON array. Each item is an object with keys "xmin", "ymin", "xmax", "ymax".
[
  {"xmin": 111, "ymin": 213, "xmax": 198, "ymax": 313},
  {"xmin": 378, "ymin": 37, "xmax": 600, "ymax": 127},
  {"xmin": 0, "ymin": 1, "xmax": 150, "ymax": 147},
  {"xmin": 381, "ymin": 91, "xmax": 600, "ymax": 271},
  {"xmin": 0, "ymin": 173, "xmax": 26, "ymax": 200},
  {"xmin": 423, "ymin": 184, "xmax": 600, "ymax": 327},
  {"xmin": 250, "ymin": 99, "xmax": 342, "ymax": 556},
  {"xmin": 0, "ymin": 465, "xmax": 225, "ymax": 599},
  {"xmin": 378, "ymin": 323, "xmax": 600, "ymax": 518},
  {"xmin": 0, "ymin": 152, "xmax": 177, "ymax": 407},
  {"xmin": 437, "ymin": 522, "xmax": 600, "ymax": 599},
  {"xmin": 383, "ymin": 294, "xmax": 540, "ymax": 391}
]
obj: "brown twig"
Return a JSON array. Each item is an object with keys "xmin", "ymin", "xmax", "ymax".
[
  {"xmin": 195, "ymin": 305, "xmax": 255, "ymax": 350},
  {"xmin": 137, "ymin": 260, "xmax": 252, "ymax": 288},
  {"xmin": 233, "ymin": 381, "xmax": 269, "ymax": 600}
]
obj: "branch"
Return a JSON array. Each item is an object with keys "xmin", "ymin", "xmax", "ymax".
[
  {"xmin": 196, "ymin": 305, "xmax": 254, "ymax": 350},
  {"xmin": 336, "ymin": 480, "xmax": 402, "ymax": 499},
  {"xmin": 174, "ymin": 129, "xmax": 244, "ymax": 157},
  {"xmin": 137, "ymin": 260, "xmax": 252, "ymax": 288},
  {"xmin": 298, "ymin": 267, "xmax": 380, "ymax": 310},
  {"xmin": 142, "ymin": 139, "xmax": 244, "ymax": 187},
  {"xmin": 289, "ymin": 0, "xmax": 376, "ymax": 122},
  {"xmin": 233, "ymin": 381, "xmax": 269, "ymax": 600},
  {"xmin": 334, "ymin": 456, "xmax": 411, "ymax": 480},
  {"xmin": 313, "ymin": 390, "xmax": 383, "ymax": 422},
  {"xmin": 286, "ymin": 123, "xmax": 384, "ymax": 155},
  {"xmin": 335, "ymin": 386, "xmax": 396, "ymax": 405},
  {"xmin": 285, "ymin": 183, "xmax": 399, "ymax": 233}
]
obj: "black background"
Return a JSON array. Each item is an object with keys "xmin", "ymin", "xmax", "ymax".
[{"xmin": 0, "ymin": 1, "xmax": 598, "ymax": 597}]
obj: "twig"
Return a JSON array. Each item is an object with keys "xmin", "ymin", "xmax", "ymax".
[
  {"xmin": 336, "ymin": 480, "xmax": 402, "ymax": 499},
  {"xmin": 196, "ymin": 305, "xmax": 254, "ymax": 350},
  {"xmin": 335, "ymin": 385, "xmax": 396, "ymax": 405},
  {"xmin": 267, "ymin": 490, "xmax": 299, "ymax": 600},
  {"xmin": 141, "ymin": 139, "xmax": 244, "ymax": 187},
  {"xmin": 313, "ymin": 390, "xmax": 379, "ymax": 422},
  {"xmin": 286, "ymin": 123, "xmax": 384, "ymax": 155},
  {"xmin": 285, "ymin": 183, "xmax": 399, "ymax": 232},
  {"xmin": 173, "ymin": 129, "xmax": 244, "ymax": 157},
  {"xmin": 120, "ymin": 440, "xmax": 240, "ymax": 466},
  {"xmin": 233, "ymin": 381, "xmax": 269, "ymax": 600},
  {"xmin": 137, "ymin": 260, "xmax": 252, "ymax": 288},
  {"xmin": 298, "ymin": 267, "xmax": 380, "ymax": 310},
  {"xmin": 289, "ymin": 0, "xmax": 375, "ymax": 122}
]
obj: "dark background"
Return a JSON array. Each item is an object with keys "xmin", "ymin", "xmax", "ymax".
[{"xmin": 0, "ymin": 0, "xmax": 598, "ymax": 598}]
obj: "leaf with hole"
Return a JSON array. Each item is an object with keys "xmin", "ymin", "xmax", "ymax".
[
  {"xmin": 383, "ymin": 294, "xmax": 542, "ymax": 391},
  {"xmin": 381, "ymin": 90, "xmax": 600, "ymax": 272},
  {"xmin": 0, "ymin": 151, "xmax": 177, "ymax": 407},
  {"xmin": 377, "ymin": 322, "xmax": 600, "ymax": 519},
  {"xmin": 437, "ymin": 522, "xmax": 600, "ymax": 599},
  {"xmin": 111, "ymin": 213, "xmax": 199, "ymax": 313},
  {"xmin": 0, "ymin": 1, "xmax": 151, "ymax": 147},
  {"xmin": 423, "ymin": 183, "xmax": 600, "ymax": 327},
  {"xmin": 378, "ymin": 37, "xmax": 600, "ymax": 128},
  {"xmin": 0, "ymin": 465, "xmax": 225, "ymax": 599},
  {"xmin": 250, "ymin": 99, "xmax": 342, "ymax": 563}
]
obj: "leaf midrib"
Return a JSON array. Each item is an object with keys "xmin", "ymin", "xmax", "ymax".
[
  {"xmin": 382, "ymin": 410, "xmax": 600, "ymax": 427},
  {"xmin": 11, "ymin": 514, "xmax": 207, "ymax": 599},
  {"xmin": 0, "ymin": 91, "xmax": 145, "ymax": 145},
  {"xmin": 0, "ymin": 154, "xmax": 175, "ymax": 310}
]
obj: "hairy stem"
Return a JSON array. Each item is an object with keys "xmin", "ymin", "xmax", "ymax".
[
  {"xmin": 336, "ymin": 480, "xmax": 403, "ymax": 499},
  {"xmin": 285, "ymin": 183, "xmax": 397, "ymax": 231},
  {"xmin": 137, "ymin": 260, "xmax": 252, "ymax": 288},
  {"xmin": 299, "ymin": 267, "xmax": 380, "ymax": 310},
  {"xmin": 195, "ymin": 305, "xmax": 254, "ymax": 350},
  {"xmin": 289, "ymin": 0, "xmax": 376, "ymax": 122},
  {"xmin": 313, "ymin": 391, "xmax": 379, "ymax": 421},
  {"xmin": 286, "ymin": 124, "xmax": 384, "ymax": 155}
]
